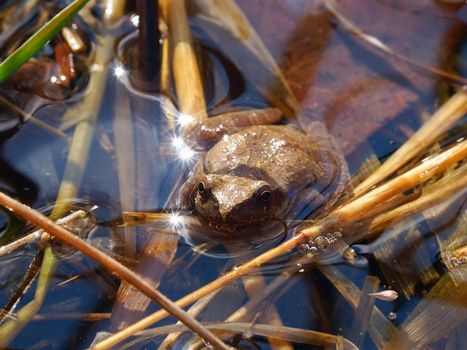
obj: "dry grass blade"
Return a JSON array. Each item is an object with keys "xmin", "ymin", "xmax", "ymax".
[
  {"xmin": 130, "ymin": 323, "xmax": 358, "ymax": 350},
  {"xmin": 355, "ymin": 89, "xmax": 467, "ymax": 196},
  {"xmin": 33, "ymin": 313, "xmax": 112, "ymax": 321},
  {"xmin": 365, "ymin": 164, "xmax": 467, "ymax": 238},
  {"xmin": 315, "ymin": 140, "xmax": 467, "ymax": 234},
  {"xmin": 192, "ymin": 0, "xmax": 300, "ymax": 118},
  {"xmin": 93, "ymin": 138, "xmax": 466, "ymax": 349},
  {"xmin": 321, "ymin": 0, "xmax": 467, "ymax": 86},
  {"xmin": 0, "ymin": 191, "xmax": 231, "ymax": 350}
]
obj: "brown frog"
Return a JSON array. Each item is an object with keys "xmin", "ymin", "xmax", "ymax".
[{"xmin": 178, "ymin": 108, "xmax": 350, "ymax": 235}]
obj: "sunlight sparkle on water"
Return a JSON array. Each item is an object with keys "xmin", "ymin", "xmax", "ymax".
[
  {"xmin": 171, "ymin": 136, "xmax": 196, "ymax": 163},
  {"xmin": 130, "ymin": 15, "xmax": 139, "ymax": 27},
  {"xmin": 169, "ymin": 212, "xmax": 184, "ymax": 229},
  {"xmin": 113, "ymin": 64, "xmax": 126, "ymax": 79}
]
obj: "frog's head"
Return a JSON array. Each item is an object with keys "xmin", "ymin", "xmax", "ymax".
[{"xmin": 189, "ymin": 174, "xmax": 286, "ymax": 230}]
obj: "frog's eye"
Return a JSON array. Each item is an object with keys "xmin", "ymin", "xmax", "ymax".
[
  {"xmin": 198, "ymin": 182, "xmax": 206, "ymax": 194},
  {"xmin": 260, "ymin": 190, "xmax": 271, "ymax": 202}
]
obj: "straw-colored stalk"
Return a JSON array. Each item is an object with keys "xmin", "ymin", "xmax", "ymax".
[
  {"xmin": 365, "ymin": 165, "xmax": 467, "ymax": 238},
  {"xmin": 169, "ymin": 0, "xmax": 207, "ymax": 124},
  {"xmin": 0, "ymin": 190, "xmax": 231, "ymax": 350},
  {"xmin": 93, "ymin": 139, "xmax": 466, "ymax": 350},
  {"xmin": 355, "ymin": 89, "xmax": 467, "ymax": 196}
]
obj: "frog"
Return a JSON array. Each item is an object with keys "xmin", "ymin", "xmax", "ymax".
[{"xmin": 178, "ymin": 107, "xmax": 351, "ymax": 235}]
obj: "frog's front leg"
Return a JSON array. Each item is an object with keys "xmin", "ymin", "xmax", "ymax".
[{"xmin": 183, "ymin": 107, "xmax": 282, "ymax": 149}]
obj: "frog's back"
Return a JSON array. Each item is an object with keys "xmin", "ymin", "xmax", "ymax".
[{"xmin": 205, "ymin": 125, "xmax": 324, "ymax": 191}]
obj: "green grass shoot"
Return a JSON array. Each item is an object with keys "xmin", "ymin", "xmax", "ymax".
[{"xmin": 0, "ymin": 0, "xmax": 90, "ymax": 84}]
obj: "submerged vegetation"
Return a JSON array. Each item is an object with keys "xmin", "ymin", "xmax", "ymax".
[{"xmin": 0, "ymin": 0, "xmax": 466, "ymax": 349}]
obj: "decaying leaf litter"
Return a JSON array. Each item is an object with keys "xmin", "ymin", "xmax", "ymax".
[{"xmin": 2, "ymin": 1, "xmax": 466, "ymax": 348}]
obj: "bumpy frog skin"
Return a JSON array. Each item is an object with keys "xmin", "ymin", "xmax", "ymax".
[{"xmin": 179, "ymin": 108, "xmax": 350, "ymax": 233}]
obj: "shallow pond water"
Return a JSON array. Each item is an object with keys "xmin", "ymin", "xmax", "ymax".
[{"xmin": 0, "ymin": 1, "xmax": 466, "ymax": 349}]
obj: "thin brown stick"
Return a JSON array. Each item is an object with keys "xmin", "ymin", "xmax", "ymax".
[
  {"xmin": 93, "ymin": 140, "xmax": 467, "ymax": 350},
  {"xmin": 354, "ymin": 89, "xmax": 467, "ymax": 196},
  {"xmin": 0, "ymin": 191, "xmax": 231, "ymax": 350}
]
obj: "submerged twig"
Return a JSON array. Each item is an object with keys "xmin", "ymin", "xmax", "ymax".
[
  {"xmin": 319, "ymin": 266, "xmax": 399, "ymax": 349},
  {"xmin": 0, "ymin": 247, "xmax": 56, "ymax": 347},
  {"xmin": 93, "ymin": 139, "xmax": 467, "ymax": 349},
  {"xmin": 0, "ymin": 190, "xmax": 231, "ymax": 350},
  {"xmin": 355, "ymin": 89, "xmax": 467, "ymax": 196},
  {"xmin": 0, "ymin": 210, "xmax": 89, "ymax": 257},
  {"xmin": 349, "ymin": 276, "xmax": 380, "ymax": 349},
  {"xmin": 0, "ymin": 251, "xmax": 43, "ymax": 324}
]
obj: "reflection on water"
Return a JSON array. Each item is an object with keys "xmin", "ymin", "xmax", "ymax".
[{"xmin": 0, "ymin": 1, "xmax": 466, "ymax": 349}]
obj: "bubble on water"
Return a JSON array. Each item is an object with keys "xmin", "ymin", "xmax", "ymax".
[
  {"xmin": 447, "ymin": 255, "xmax": 467, "ymax": 267},
  {"xmin": 316, "ymin": 236, "xmax": 330, "ymax": 250},
  {"xmin": 298, "ymin": 243, "xmax": 311, "ymax": 253},
  {"xmin": 388, "ymin": 312, "xmax": 397, "ymax": 320},
  {"xmin": 299, "ymin": 232, "xmax": 345, "ymax": 257}
]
